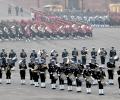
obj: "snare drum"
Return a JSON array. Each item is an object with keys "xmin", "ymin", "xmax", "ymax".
[{"xmin": 53, "ymin": 72, "xmax": 58, "ymax": 80}]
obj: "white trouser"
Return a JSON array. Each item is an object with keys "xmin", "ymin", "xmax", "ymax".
[
  {"xmin": 59, "ymin": 85, "xmax": 64, "ymax": 90},
  {"xmin": 76, "ymin": 87, "xmax": 81, "ymax": 92},
  {"xmin": 86, "ymin": 88, "xmax": 91, "ymax": 93},
  {"xmin": 99, "ymin": 89, "xmax": 104, "ymax": 95},
  {"xmin": 68, "ymin": 86, "xmax": 72, "ymax": 91},
  {"xmin": 51, "ymin": 84, "xmax": 56, "ymax": 89}
]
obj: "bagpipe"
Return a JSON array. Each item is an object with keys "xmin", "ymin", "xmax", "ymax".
[
  {"xmin": 12, "ymin": 57, "xmax": 18, "ymax": 63},
  {"xmin": 114, "ymin": 55, "xmax": 119, "ymax": 61}
]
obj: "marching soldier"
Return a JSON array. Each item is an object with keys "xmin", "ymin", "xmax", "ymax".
[
  {"xmin": 32, "ymin": 61, "xmax": 40, "ymax": 87},
  {"xmin": 62, "ymin": 49, "xmax": 69, "ymax": 63},
  {"xmin": 96, "ymin": 67, "xmax": 106, "ymax": 95},
  {"xmin": 3, "ymin": 26, "xmax": 9, "ymax": 39},
  {"xmin": 48, "ymin": 60, "xmax": 58, "ymax": 89},
  {"xmin": 30, "ymin": 24, "xmax": 38, "ymax": 39},
  {"xmin": 64, "ymin": 61, "xmax": 74, "ymax": 91},
  {"xmin": 91, "ymin": 48, "xmax": 97, "ymax": 60},
  {"xmin": 10, "ymin": 25, "xmax": 17, "ymax": 39},
  {"xmin": 107, "ymin": 58, "xmax": 115, "ymax": 85},
  {"xmin": 30, "ymin": 50, "xmax": 37, "ymax": 60},
  {"xmin": 17, "ymin": 25, "xmax": 24, "ymax": 40},
  {"xmin": 50, "ymin": 49, "xmax": 58, "ymax": 63},
  {"xmin": 20, "ymin": 49, "xmax": 27, "ymax": 62},
  {"xmin": 83, "ymin": 65, "xmax": 92, "ymax": 94},
  {"xmin": 40, "ymin": 49, "xmax": 48, "ymax": 64},
  {"xmin": 66, "ymin": 67, "xmax": 73, "ymax": 91},
  {"xmin": 5, "ymin": 58, "xmax": 13, "ymax": 84},
  {"xmin": 109, "ymin": 47, "xmax": 117, "ymax": 64},
  {"xmin": 81, "ymin": 47, "xmax": 88, "ymax": 65},
  {"xmin": 28, "ymin": 58, "xmax": 35, "ymax": 85},
  {"xmin": 72, "ymin": 48, "xmax": 78, "ymax": 63},
  {"xmin": 0, "ymin": 49, "xmax": 7, "ymax": 69},
  {"xmin": 74, "ymin": 64, "xmax": 84, "ymax": 92},
  {"xmin": 58, "ymin": 64, "xmax": 66, "ymax": 90},
  {"xmin": 39, "ymin": 62, "xmax": 48, "ymax": 88},
  {"xmin": 19, "ymin": 59, "xmax": 27, "ymax": 85},
  {"xmin": 109, "ymin": 47, "xmax": 116, "ymax": 58},
  {"xmin": 99, "ymin": 48, "xmax": 107, "ymax": 65},
  {"xmin": 89, "ymin": 58, "xmax": 99, "ymax": 85},
  {"xmin": 9, "ymin": 49, "xmax": 17, "ymax": 70},
  {"xmin": 117, "ymin": 66, "xmax": 120, "ymax": 94}
]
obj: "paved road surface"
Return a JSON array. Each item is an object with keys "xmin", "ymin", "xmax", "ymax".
[{"xmin": 0, "ymin": 28, "xmax": 120, "ymax": 100}]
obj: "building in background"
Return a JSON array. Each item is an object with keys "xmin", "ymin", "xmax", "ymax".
[{"xmin": 7, "ymin": 0, "xmax": 120, "ymax": 12}]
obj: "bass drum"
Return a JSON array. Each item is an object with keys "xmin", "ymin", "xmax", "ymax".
[
  {"xmin": 60, "ymin": 73, "xmax": 66, "ymax": 80},
  {"xmin": 69, "ymin": 74, "xmax": 75, "ymax": 81},
  {"xmin": 86, "ymin": 76, "xmax": 94, "ymax": 83},
  {"xmin": 53, "ymin": 72, "xmax": 58, "ymax": 80}
]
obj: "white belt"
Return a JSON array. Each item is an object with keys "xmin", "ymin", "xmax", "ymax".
[
  {"xmin": 40, "ymin": 72, "xmax": 45, "ymax": 74},
  {"xmin": 108, "ymin": 68, "xmax": 114, "ymax": 70}
]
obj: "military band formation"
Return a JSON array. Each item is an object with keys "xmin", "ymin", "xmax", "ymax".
[
  {"xmin": 0, "ymin": 20, "xmax": 92, "ymax": 42},
  {"xmin": 0, "ymin": 47, "xmax": 120, "ymax": 95}
]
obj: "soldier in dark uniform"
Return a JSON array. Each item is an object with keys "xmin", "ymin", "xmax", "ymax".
[
  {"xmin": 39, "ymin": 62, "xmax": 48, "ymax": 88},
  {"xmin": 32, "ymin": 61, "xmax": 40, "ymax": 87},
  {"xmin": 62, "ymin": 49, "xmax": 69, "ymax": 63},
  {"xmin": 0, "ymin": 58, "xmax": 2, "ymax": 84},
  {"xmin": 19, "ymin": 59, "xmax": 27, "ymax": 85},
  {"xmin": 81, "ymin": 47, "xmax": 88, "ymax": 65},
  {"xmin": 30, "ymin": 50, "xmax": 37, "ymax": 60},
  {"xmin": 109, "ymin": 47, "xmax": 116, "ymax": 58},
  {"xmin": 99, "ymin": 48, "xmax": 107, "ymax": 65},
  {"xmin": 20, "ymin": 49, "xmax": 27, "ymax": 62},
  {"xmin": 0, "ymin": 49, "xmax": 7, "ymax": 69},
  {"xmin": 107, "ymin": 58, "xmax": 115, "ymax": 85},
  {"xmin": 57, "ymin": 64, "xmax": 66, "ymax": 90},
  {"xmin": 83, "ymin": 65, "xmax": 92, "ymax": 94},
  {"xmin": 50, "ymin": 50, "xmax": 58, "ymax": 63},
  {"xmin": 96, "ymin": 67, "xmax": 106, "ymax": 95},
  {"xmin": 89, "ymin": 58, "xmax": 99, "ymax": 85},
  {"xmin": 40, "ymin": 49, "xmax": 48, "ymax": 64},
  {"xmin": 109, "ymin": 47, "xmax": 117, "ymax": 64},
  {"xmin": 64, "ymin": 62, "xmax": 74, "ymax": 91},
  {"xmin": 74, "ymin": 64, "xmax": 84, "ymax": 92},
  {"xmin": 5, "ymin": 58, "xmax": 13, "ymax": 84},
  {"xmin": 117, "ymin": 66, "xmax": 120, "ymax": 94},
  {"xmin": 91, "ymin": 48, "xmax": 97, "ymax": 60},
  {"xmin": 66, "ymin": 67, "xmax": 73, "ymax": 91},
  {"xmin": 72, "ymin": 48, "xmax": 78, "ymax": 63},
  {"xmin": 48, "ymin": 60, "xmax": 58, "ymax": 89},
  {"xmin": 3, "ymin": 26, "xmax": 10, "ymax": 40},
  {"xmin": 9, "ymin": 49, "xmax": 17, "ymax": 69},
  {"xmin": 28, "ymin": 59, "xmax": 35, "ymax": 85}
]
